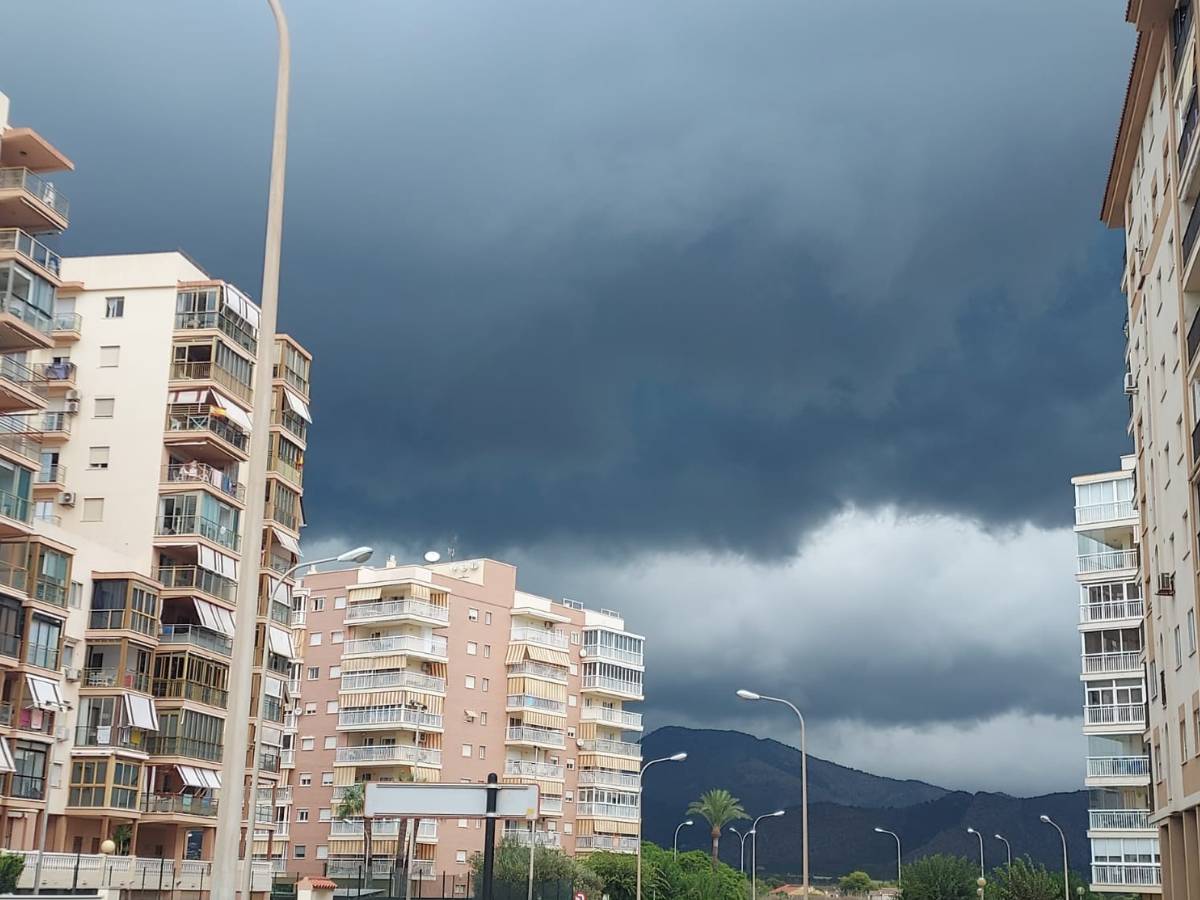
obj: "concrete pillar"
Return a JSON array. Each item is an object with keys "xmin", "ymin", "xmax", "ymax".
[
  {"xmin": 1163, "ymin": 821, "xmax": 1176, "ymax": 900},
  {"xmin": 1171, "ymin": 815, "xmax": 1190, "ymax": 900},
  {"xmin": 1183, "ymin": 810, "xmax": 1199, "ymax": 900},
  {"xmin": 52, "ymin": 814, "xmax": 66, "ymax": 852}
]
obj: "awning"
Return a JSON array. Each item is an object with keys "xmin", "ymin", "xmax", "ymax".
[
  {"xmin": 527, "ymin": 646, "xmax": 570, "ymax": 666},
  {"xmin": 267, "ymin": 625, "xmax": 294, "ymax": 658},
  {"xmin": 264, "ymin": 675, "xmax": 285, "ymax": 698},
  {"xmin": 24, "ymin": 674, "xmax": 64, "ymax": 710},
  {"xmin": 348, "ymin": 585, "xmax": 382, "ymax": 603},
  {"xmin": 197, "ymin": 545, "xmax": 237, "ymax": 580},
  {"xmin": 517, "ymin": 710, "xmax": 565, "ymax": 729},
  {"xmin": 267, "ymin": 577, "xmax": 292, "ymax": 607},
  {"xmin": 124, "ymin": 693, "xmax": 160, "ymax": 731},
  {"xmin": 260, "ymin": 724, "xmax": 283, "ymax": 747},
  {"xmin": 283, "ymin": 387, "xmax": 312, "ymax": 423},
  {"xmin": 272, "ymin": 527, "xmax": 302, "ymax": 557},
  {"xmin": 0, "ymin": 738, "xmax": 13, "ymax": 774},
  {"xmin": 167, "ymin": 388, "xmax": 212, "ymax": 405},
  {"xmin": 193, "ymin": 597, "xmax": 236, "ymax": 637},
  {"xmin": 506, "ymin": 645, "xmax": 529, "ymax": 665},
  {"xmin": 342, "ymin": 654, "xmax": 406, "ymax": 673},
  {"xmin": 177, "ymin": 764, "xmax": 221, "ymax": 789},
  {"xmin": 223, "ymin": 284, "xmax": 261, "ymax": 333},
  {"xmin": 211, "ymin": 390, "xmax": 252, "ymax": 431}
]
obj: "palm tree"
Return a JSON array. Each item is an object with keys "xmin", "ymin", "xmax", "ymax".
[
  {"xmin": 686, "ymin": 789, "xmax": 748, "ymax": 869},
  {"xmin": 334, "ymin": 782, "xmax": 373, "ymax": 872}
]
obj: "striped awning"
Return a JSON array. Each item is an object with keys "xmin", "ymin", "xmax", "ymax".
[
  {"xmin": 579, "ymin": 820, "xmax": 638, "ymax": 836},
  {"xmin": 579, "ymin": 753, "xmax": 640, "ymax": 772},
  {"xmin": 505, "ymin": 644, "xmax": 528, "ymax": 665},
  {"xmin": 507, "ymin": 678, "xmax": 566, "ymax": 701},
  {"xmin": 348, "ymin": 585, "xmax": 382, "ymax": 602},
  {"xmin": 516, "ymin": 710, "xmax": 564, "ymax": 729},
  {"xmin": 342, "ymin": 654, "xmax": 406, "ymax": 672},
  {"xmin": 526, "ymin": 645, "xmax": 570, "ymax": 666}
]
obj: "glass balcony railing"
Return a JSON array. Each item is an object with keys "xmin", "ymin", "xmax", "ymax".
[
  {"xmin": 0, "ymin": 168, "xmax": 69, "ymax": 219},
  {"xmin": 158, "ymin": 623, "xmax": 232, "ymax": 656},
  {"xmin": 343, "ymin": 634, "xmax": 448, "ymax": 657},
  {"xmin": 82, "ymin": 669, "xmax": 150, "ymax": 693},
  {"xmin": 154, "ymin": 564, "xmax": 236, "ymax": 603},
  {"xmin": 75, "ymin": 725, "xmax": 148, "ymax": 751},
  {"xmin": 52, "ymin": 312, "xmax": 81, "ymax": 334},
  {"xmin": 576, "ymin": 738, "xmax": 640, "ymax": 758},
  {"xmin": 141, "ymin": 792, "xmax": 218, "ymax": 816},
  {"xmin": 510, "ymin": 627, "xmax": 568, "ymax": 649},
  {"xmin": 0, "ymin": 228, "xmax": 62, "ymax": 279},
  {"xmin": 504, "ymin": 759, "xmax": 565, "ymax": 780},
  {"xmin": 575, "ymin": 835, "xmax": 638, "ymax": 853},
  {"xmin": 506, "ymin": 694, "xmax": 567, "ymax": 715},
  {"xmin": 154, "ymin": 513, "xmax": 240, "ymax": 552},
  {"xmin": 145, "ymin": 735, "xmax": 223, "ymax": 762},
  {"xmin": 161, "ymin": 463, "xmax": 244, "ymax": 503},
  {"xmin": 576, "ymin": 769, "xmax": 641, "ymax": 790},
  {"xmin": 152, "ymin": 679, "xmax": 228, "ymax": 709},
  {"xmin": 580, "ymin": 706, "xmax": 643, "ymax": 729},
  {"xmin": 0, "ymin": 355, "xmax": 47, "ymax": 398},
  {"xmin": 35, "ymin": 461, "xmax": 66, "ymax": 487},
  {"xmin": 40, "ymin": 411, "xmax": 69, "ymax": 435},
  {"xmin": 170, "ymin": 361, "xmax": 253, "ymax": 404},
  {"xmin": 506, "ymin": 726, "xmax": 565, "ymax": 747},
  {"xmin": 336, "ymin": 707, "xmax": 443, "ymax": 730},
  {"xmin": 174, "ymin": 310, "xmax": 257, "ymax": 354}
]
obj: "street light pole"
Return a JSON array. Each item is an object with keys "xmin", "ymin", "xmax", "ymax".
[
  {"xmin": 738, "ymin": 690, "xmax": 809, "ymax": 900},
  {"xmin": 674, "ymin": 820, "xmax": 694, "ymax": 860},
  {"xmin": 1040, "ymin": 815, "xmax": 1070, "ymax": 900},
  {"xmin": 637, "ymin": 753, "xmax": 686, "ymax": 900},
  {"xmin": 213, "ymin": 0, "xmax": 293, "ymax": 895},
  {"xmin": 874, "ymin": 828, "xmax": 901, "ymax": 886},
  {"xmin": 750, "ymin": 811, "xmax": 785, "ymax": 900},
  {"xmin": 994, "ymin": 834, "xmax": 1012, "ymax": 870},
  {"xmin": 728, "ymin": 827, "xmax": 745, "ymax": 873},
  {"xmin": 966, "ymin": 827, "xmax": 985, "ymax": 879}
]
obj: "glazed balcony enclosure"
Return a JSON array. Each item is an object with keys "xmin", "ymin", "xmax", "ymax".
[{"xmin": 0, "ymin": 168, "xmax": 69, "ymax": 232}]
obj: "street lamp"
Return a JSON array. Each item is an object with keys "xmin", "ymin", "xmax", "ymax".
[
  {"xmin": 994, "ymin": 834, "xmax": 1012, "ymax": 869},
  {"xmin": 674, "ymin": 820, "xmax": 694, "ymax": 859},
  {"xmin": 966, "ymin": 827, "xmax": 985, "ymax": 878},
  {"xmin": 738, "ymin": 690, "xmax": 810, "ymax": 900},
  {"xmin": 1040, "ymin": 815, "xmax": 1070, "ymax": 900},
  {"xmin": 977, "ymin": 876, "xmax": 987, "ymax": 900},
  {"xmin": 874, "ymin": 828, "xmax": 901, "ymax": 886},
  {"xmin": 729, "ymin": 826, "xmax": 749, "ymax": 873},
  {"xmin": 637, "ymin": 753, "xmax": 686, "ymax": 900},
  {"xmin": 751, "ymin": 810, "xmax": 785, "ymax": 900}
]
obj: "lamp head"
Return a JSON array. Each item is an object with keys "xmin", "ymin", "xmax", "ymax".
[
  {"xmin": 966, "ymin": 827, "xmax": 976, "ymax": 835},
  {"xmin": 771, "ymin": 810, "xmax": 785, "ymax": 817},
  {"xmin": 100, "ymin": 839, "xmax": 116, "ymax": 856},
  {"xmin": 977, "ymin": 878, "xmax": 987, "ymax": 888},
  {"xmin": 736, "ymin": 689, "xmax": 761, "ymax": 701},
  {"xmin": 1039, "ymin": 815, "xmax": 1051, "ymax": 824},
  {"xmin": 336, "ymin": 546, "xmax": 374, "ymax": 564},
  {"xmin": 874, "ymin": 827, "xmax": 885, "ymax": 833},
  {"xmin": 684, "ymin": 820, "xmax": 694, "ymax": 826},
  {"xmin": 748, "ymin": 829, "xmax": 756, "ymax": 836},
  {"xmin": 994, "ymin": 834, "xmax": 1004, "ymax": 841},
  {"xmin": 669, "ymin": 752, "xmax": 687, "ymax": 762}
]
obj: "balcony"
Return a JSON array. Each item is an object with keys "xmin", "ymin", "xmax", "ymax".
[
  {"xmin": 344, "ymin": 599, "xmax": 450, "ymax": 625},
  {"xmin": 36, "ymin": 362, "xmax": 74, "ymax": 393},
  {"xmin": 337, "ymin": 706, "xmax": 444, "ymax": 730},
  {"xmin": 334, "ymin": 744, "xmax": 443, "ymax": 766},
  {"xmin": 1087, "ymin": 756, "xmax": 1150, "ymax": 779},
  {"xmin": 506, "ymin": 726, "xmax": 565, "ymax": 748},
  {"xmin": 32, "ymin": 576, "xmax": 67, "ymax": 608},
  {"xmin": 510, "ymin": 627, "xmax": 569, "ymax": 649},
  {"xmin": 0, "ymin": 168, "xmax": 69, "ymax": 232},
  {"xmin": 1077, "ymin": 550, "xmax": 1138, "ymax": 576},
  {"xmin": 540, "ymin": 796, "xmax": 564, "ymax": 815},
  {"xmin": 329, "ymin": 818, "xmax": 432, "ymax": 838},
  {"xmin": 1082, "ymin": 651, "xmax": 1142, "ymax": 675},
  {"xmin": 507, "ymin": 660, "xmax": 568, "ymax": 683},
  {"xmin": 37, "ymin": 410, "xmax": 69, "ymax": 442},
  {"xmin": 82, "ymin": 668, "xmax": 150, "ymax": 693},
  {"xmin": 577, "ymin": 738, "xmax": 641, "ymax": 758},
  {"xmin": 74, "ymin": 725, "xmax": 149, "ymax": 752},
  {"xmin": 1091, "ymin": 864, "xmax": 1162, "ymax": 887},
  {"xmin": 1084, "ymin": 703, "xmax": 1145, "ymax": 727},
  {"xmin": 174, "ymin": 310, "xmax": 257, "ymax": 355},
  {"xmin": 343, "ymin": 634, "xmax": 448, "ymax": 659},
  {"xmin": 502, "ymin": 829, "xmax": 561, "ymax": 848},
  {"xmin": 170, "ymin": 360, "xmax": 253, "ymax": 405},
  {"xmin": 154, "ymin": 513, "xmax": 240, "ymax": 552},
  {"xmin": 145, "ymin": 735, "xmax": 223, "ymax": 762},
  {"xmin": 151, "ymin": 678, "xmax": 228, "ymax": 709},
  {"xmin": 504, "ymin": 759, "xmax": 565, "ymax": 780},
  {"xmin": 581, "ymin": 674, "xmax": 643, "ymax": 699},
  {"xmin": 340, "ymin": 671, "xmax": 446, "ymax": 693},
  {"xmin": 52, "ymin": 313, "xmax": 80, "ymax": 342},
  {"xmin": 577, "ymin": 801, "xmax": 638, "ymax": 820},
  {"xmin": 157, "ymin": 624, "xmax": 232, "ymax": 657},
  {"xmin": 583, "ymin": 644, "xmax": 644, "ymax": 668},
  {"xmin": 507, "ymin": 694, "xmax": 567, "ymax": 715},
  {"xmin": 34, "ymin": 461, "xmax": 65, "ymax": 491},
  {"xmin": 154, "ymin": 564, "xmax": 237, "ymax": 604},
  {"xmin": 576, "ymin": 835, "xmax": 638, "ymax": 854},
  {"xmin": 290, "ymin": 609, "xmax": 306, "ymax": 627},
  {"xmin": 580, "ymin": 706, "xmax": 643, "ymax": 730},
  {"xmin": 1089, "ymin": 809, "xmax": 1152, "ymax": 830},
  {"xmin": 0, "ymin": 229, "xmax": 61, "ymax": 284},
  {"xmin": 164, "ymin": 405, "xmax": 249, "ymax": 462},
  {"xmin": 1080, "ymin": 599, "xmax": 1144, "ymax": 625},
  {"xmin": 141, "ymin": 792, "xmax": 218, "ymax": 817},
  {"xmin": 161, "ymin": 462, "xmax": 245, "ymax": 504},
  {"xmin": 577, "ymin": 769, "xmax": 640, "ymax": 790},
  {"xmin": 0, "ymin": 356, "xmax": 47, "ymax": 414},
  {"xmin": 273, "ymin": 361, "xmax": 309, "ymax": 397},
  {"xmin": 279, "ymin": 749, "xmax": 295, "ymax": 768},
  {"xmin": 1075, "ymin": 501, "xmax": 1135, "ymax": 527},
  {"xmin": 271, "ymin": 409, "xmax": 307, "ymax": 444}
]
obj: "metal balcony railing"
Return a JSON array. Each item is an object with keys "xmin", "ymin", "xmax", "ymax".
[
  {"xmin": 1081, "ymin": 651, "xmax": 1142, "ymax": 674},
  {"xmin": 503, "ymin": 829, "xmax": 561, "ymax": 848},
  {"xmin": 154, "ymin": 512, "xmax": 240, "ymax": 552},
  {"xmin": 154, "ymin": 564, "xmax": 237, "ymax": 603},
  {"xmin": 1074, "ymin": 501, "xmax": 1134, "ymax": 526},
  {"xmin": 504, "ymin": 759, "xmax": 565, "ymax": 780},
  {"xmin": 1083, "ymin": 703, "xmax": 1145, "ymax": 726},
  {"xmin": 1087, "ymin": 756, "xmax": 1150, "ymax": 778},
  {"xmin": 151, "ymin": 678, "xmax": 228, "ymax": 709},
  {"xmin": 141, "ymin": 792, "xmax": 218, "ymax": 816},
  {"xmin": 1088, "ymin": 809, "xmax": 1152, "ymax": 830},
  {"xmin": 1091, "ymin": 864, "xmax": 1161, "ymax": 886},
  {"xmin": 577, "ymin": 802, "xmax": 638, "ymax": 820},
  {"xmin": 507, "ymin": 661, "xmax": 568, "ymax": 683},
  {"xmin": 1080, "ymin": 599, "xmax": 1144, "ymax": 624},
  {"xmin": 334, "ymin": 744, "xmax": 442, "ymax": 766},
  {"xmin": 174, "ymin": 310, "xmax": 257, "ymax": 354},
  {"xmin": 165, "ymin": 405, "xmax": 249, "ymax": 452},
  {"xmin": 510, "ymin": 627, "xmax": 569, "ymax": 649},
  {"xmin": 345, "ymin": 599, "xmax": 450, "ymax": 623},
  {"xmin": 506, "ymin": 726, "xmax": 566, "ymax": 747},
  {"xmin": 162, "ymin": 462, "xmax": 245, "ymax": 503},
  {"xmin": 343, "ymin": 634, "xmax": 448, "ymax": 657},
  {"xmin": 507, "ymin": 694, "xmax": 567, "ymax": 715},
  {"xmin": 158, "ymin": 623, "xmax": 232, "ymax": 656},
  {"xmin": 580, "ymin": 706, "xmax": 643, "ymax": 729},
  {"xmin": 170, "ymin": 360, "xmax": 253, "ymax": 404},
  {"xmin": 336, "ymin": 706, "xmax": 444, "ymax": 729},
  {"xmin": 145, "ymin": 735, "xmax": 223, "ymax": 762},
  {"xmin": 576, "ymin": 835, "xmax": 638, "ymax": 853},
  {"xmin": 1076, "ymin": 550, "xmax": 1138, "ymax": 575},
  {"xmin": 340, "ymin": 671, "xmax": 446, "ymax": 693},
  {"xmin": 0, "ymin": 168, "xmax": 69, "ymax": 219},
  {"xmin": 576, "ymin": 769, "xmax": 641, "ymax": 790},
  {"xmin": 576, "ymin": 738, "xmax": 641, "ymax": 757}
]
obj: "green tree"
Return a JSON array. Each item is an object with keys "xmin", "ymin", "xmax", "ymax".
[
  {"xmin": 687, "ymin": 789, "xmax": 749, "ymax": 869},
  {"xmin": 840, "ymin": 871, "xmax": 876, "ymax": 895},
  {"xmin": 112, "ymin": 823, "xmax": 132, "ymax": 856},
  {"xmin": 584, "ymin": 843, "xmax": 747, "ymax": 900},
  {"xmin": 990, "ymin": 859, "xmax": 1064, "ymax": 900},
  {"xmin": 333, "ymin": 782, "xmax": 374, "ymax": 869},
  {"xmin": 0, "ymin": 851, "xmax": 23, "ymax": 893},
  {"xmin": 901, "ymin": 854, "xmax": 978, "ymax": 900},
  {"xmin": 470, "ymin": 838, "xmax": 603, "ymax": 897}
]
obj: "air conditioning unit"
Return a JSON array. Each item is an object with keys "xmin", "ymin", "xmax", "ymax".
[
  {"xmin": 63, "ymin": 666, "xmax": 80, "ymax": 682},
  {"xmin": 64, "ymin": 389, "xmax": 80, "ymax": 401},
  {"xmin": 64, "ymin": 399, "xmax": 79, "ymax": 414},
  {"xmin": 1124, "ymin": 372, "xmax": 1137, "ymax": 395},
  {"xmin": 54, "ymin": 725, "xmax": 68, "ymax": 742},
  {"xmin": 1157, "ymin": 573, "xmax": 1176, "ymax": 595},
  {"xmin": 57, "ymin": 491, "xmax": 75, "ymax": 507}
]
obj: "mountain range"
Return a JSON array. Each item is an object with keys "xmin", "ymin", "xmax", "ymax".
[{"xmin": 639, "ymin": 727, "xmax": 1088, "ymax": 881}]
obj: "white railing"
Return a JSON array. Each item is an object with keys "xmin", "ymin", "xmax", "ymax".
[
  {"xmin": 1080, "ymin": 599, "xmax": 1145, "ymax": 624},
  {"xmin": 540, "ymin": 797, "xmax": 564, "ymax": 814},
  {"xmin": 581, "ymin": 674, "xmax": 643, "ymax": 696},
  {"xmin": 581, "ymin": 706, "xmax": 644, "ymax": 729},
  {"xmin": 503, "ymin": 829, "xmax": 561, "ymax": 847},
  {"xmin": 327, "ymin": 858, "xmax": 396, "ymax": 877},
  {"xmin": 280, "ymin": 749, "xmax": 295, "ymax": 767},
  {"xmin": 344, "ymin": 634, "xmax": 448, "ymax": 657},
  {"xmin": 330, "ymin": 818, "xmax": 403, "ymax": 837},
  {"xmin": 1084, "ymin": 703, "xmax": 1145, "ymax": 726},
  {"xmin": 504, "ymin": 759, "xmax": 566, "ymax": 780},
  {"xmin": 507, "ymin": 660, "xmax": 569, "ymax": 682},
  {"xmin": 290, "ymin": 609, "xmax": 306, "ymax": 626},
  {"xmin": 335, "ymin": 744, "xmax": 443, "ymax": 766},
  {"xmin": 1089, "ymin": 809, "xmax": 1152, "ymax": 830},
  {"xmin": 507, "ymin": 694, "xmax": 567, "ymax": 714},
  {"xmin": 1082, "ymin": 651, "xmax": 1143, "ymax": 674},
  {"xmin": 576, "ymin": 835, "xmax": 639, "ymax": 853},
  {"xmin": 338, "ymin": 706, "xmax": 443, "ymax": 729},
  {"xmin": 577, "ymin": 802, "xmax": 639, "ymax": 820},
  {"xmin": 2, "ymin": 851, "xmax": 271, "ymax": 892},
  {"xmin": 506, "ymin": 726, "xmax": 566, "ymax": 747},
  {"xmin": 1078, "ymin": 550, "xmax": 1139, "ymax": 574},
  {"xmin": 1091, "ymin": 864, "xmax": 1161, "ymax": 886},
  {"xmin": 346, "ymin": 599, "xmax": 450, "ymax": 623},
  {"xmin": 510, "ymin": 627, "xmax": 569, "ymax": 649},
  {"xmin": 341, "ymin": 671, "xmax": 446, "ymax": 693},
  {"xmin": 1087, "ymin": 756, "xmax": 1151, "ymax": 778},
  {"xmin": 577, "ymin": 769, "xmax": 641, "ymax": 790},
  {"xmin": 583, "ymin": 644, "xmax": 644, "ymax": 667},
  {"xmin": 1075, "ymin": 501, "xmax": 1135, "ymax": 525},
  {"xmin": 577, "ymin": 738, "xmax": 641, "ymax": 757}
]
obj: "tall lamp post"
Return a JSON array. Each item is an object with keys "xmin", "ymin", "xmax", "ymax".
[
  {"xmin": 637, "ymin": 752, "xmax": 687, "ymax": 900},
  {"xmin": 213, "ymin": 0, "xmax": 294, "ymax": 895},
  {"xmin": 738, "ymin": 690, "xmax": 809, "ymax": 900},
  {"xmin": 1040, "ymin": 815, "xmax": 1070, "ymax": 900},
  {"xmin": 729, "ymin": 826, "xmax": 747, "ymax": 873},
  {"xmin": 750, "ymin": 810, "xmax": 785, "ymax": 900},
  {"xmin": 966, "ymin": 827, "xmax": 985, "ymax": 879},
  {"xmin": 674, "ymin": 819, "xmax": 694, "ymax": 859},
  {"xmin": 874, "ymin": 827, "xmax": 901, "ymax": 886},
  {"xmin": 994, "ymin": 834, "xmax": 1012, "ymax": 870}
]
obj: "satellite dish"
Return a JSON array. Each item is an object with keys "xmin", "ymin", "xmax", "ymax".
[{"xmin": 423, "ymin": 551, "xmax": 441, "ymax": 563}]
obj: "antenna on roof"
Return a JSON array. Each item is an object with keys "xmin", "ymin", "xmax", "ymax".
[{"xmin": 447, "ymin": 536, "xmax": 458, "ymax": 561}]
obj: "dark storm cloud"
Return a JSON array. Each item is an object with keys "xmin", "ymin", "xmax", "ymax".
[{"xmin": 3, "ymin": 0, "xmax": 1133, "ymax": 556}]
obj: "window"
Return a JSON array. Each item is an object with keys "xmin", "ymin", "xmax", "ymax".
[
  {"xmin": 331, "ymin": 631, "xmax": 343, "ymax": 644},
  {"xmin": 320, "ymin": 772, "xmax": 333, "ymax": 786},
  {"xmin": 468, "ymin": 608, "xmax": 479, "ymax": 622},
  {"xmin": 330, "ymin": 666, "xmax": 341, "ymax": 678},
  {"xmin": 88, "ymin": 447, "xmax": 109, "ymax": 470},
  {"xmin": 566, "ymin": 759, "xmax": 575, "ymax": 770},
  {"xmin": 458, "ymin": 819, "xmax": 468, "ymax": 829},
  {"xmin": 484, "ymin": 644, "xmax": 491, "ymax": 658},
  {"xmin": 563, "ymin": 823, "xmax": 573, "ymax": 834},
  {"xmin": 334, "ymin": 595, "xmax": 346, "ymax": 609},
  {"xmin": 305, "ymin": 702, "xmax": 317, "ymax": 715},
  {"xmin": 307, "ymin": 666, "xmax": 319, "ymax": 681},
  {"xmin": 485, "ymin": 612, "xmax": 492, "ymax": 625},
  {"xmin": 324, "ymin": 736, "xmax": 337, "ymax": 750},
  {"xmin": 81, "ymin": 498, "xmax": 104, "ymax": 522},
  {"xmin": 69, "ymin": 581, "xmax": 83, "ymax": 609},
  {"xmin": 566, "ymin": 726, "xmax": 575, "ymax": 738},
  {"xmin": 69, "ymin": 760, "xmax": 108, "ymax": 807},
  {"xmin": 316, "ymin": 846, "xmax": 329, "ymax": 860},
  {"xmin": 104, "ymin": 297, "xmax": 124, "ymax": 318},
  {"xmin": 456, "ymin": 851, "xmax": 468, "ymax": 864},
  {"xmin": 99, "ymin": 345, "xmax": 120, "ymax": 367},
  {"xmin": 299, "ymin": 773, "xmax": 312, "ymax": 787},
  {"xmin": 297, "ymin": 808, "xmax": 310, "ymax": 823},
  {"xmin": 481, "ymin": 677, "xmax": 489, "ymax": 692},
  {"xmin": 465, "ymin": 675, "xmax": 476, "ymax": 689},
  {"xmin": 312, "ymin": 596, "xmax": 325, "ymax": 612},
  {"xmin": 462, "ymin": 744, "xmax": 473, "ymax": 758},
  {"xmin": 94, "ymin": 397, "xmax": 114, "ymax": 418},
  {"xmin": 1176, "ymin": 626, "xmax": 1183, "ymax": 667},
  {"xmin": 310, "ymin": 633, "xmax": 322, "ymax": 646},
  {"xmin": 478, "ymin": 745, "xmax": 486, "ymax": 760},
  {"xmin": 301, "ymin": 737, "xmax": 315, "ymax": 751},
  {"xmin": 294, "ymin": 846, "xmax": 306, "ymax": 860},
  {"xmin": 571, "ymin": 632, "xmax": 580, "ymax": 645},
  {"xmin": 480, "ymin": 712, "xmax": 488, "ymax": 726},
  {"xmin": 568, "ymin": 695, "xmax": 577, "ymax": 707},
  {"xmin": 1151, "ymin": 661, "xmax": 1159, "ymax": 699},
  {"xmin": 319, "ymin": 808, "xmax": 332, "ymax": 822},
  {"xmin": 467, "ymin": 641, "xmax": 478, "ymax": 656},
  {"xmin": 326, "ymin": 700, "xmax": 338, "ymax": 714},
  {"xmin": 565, "ymin": 791, "xmax": 572, "ymax": 802},
  {"xmin": 1190, "ymin": 609, "xmax": 1197, "ymax": 655}
]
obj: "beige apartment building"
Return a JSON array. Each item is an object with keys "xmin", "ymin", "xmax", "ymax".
[
  {"xmin": 1103, "ymin": 1, "xmax": 1200, "ymax": 897},
  {"xmin": 286, "ymin": 557, "xmax": 645, "ymax": 883},
  {"xmin": 0, "ymin": 91, "xmax": 312, "ymax": 893}
]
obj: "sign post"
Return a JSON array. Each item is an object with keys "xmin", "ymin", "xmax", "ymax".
[{"xmin": 482, "ymin": 775, "xmax": 499, "ymax": 900}]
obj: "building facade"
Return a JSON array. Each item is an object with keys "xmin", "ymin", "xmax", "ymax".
[
  {"xmin": 287, "ymin": 557, "xmax": 645, "ymax": 882},
  {"xmin": 1103, "ymin": 1, "xmax": 1200, "ymax": 897}
]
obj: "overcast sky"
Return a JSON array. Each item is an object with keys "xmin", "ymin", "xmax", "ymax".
[{"xmin": 4, "ymin": 0, "xmax": 1133, "ymax": 794}]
